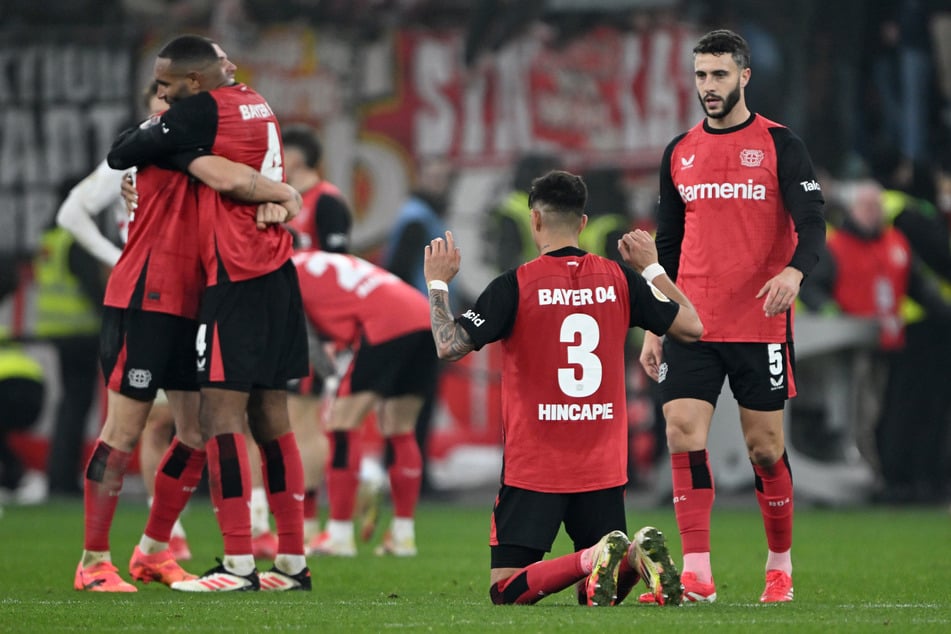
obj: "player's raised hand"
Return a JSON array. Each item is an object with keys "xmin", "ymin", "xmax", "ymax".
[
  {"xmin": 424, "ymin": 230, "xmax": 461, "ymax": 286},
  {"xmin": 618, "ymin": 229, "xmax": 659, "ymax": 274}
]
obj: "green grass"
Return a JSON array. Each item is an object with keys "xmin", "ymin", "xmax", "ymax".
[{"xmin": 0, "ymin": 498, "xmax": 949, "ymax": 632}]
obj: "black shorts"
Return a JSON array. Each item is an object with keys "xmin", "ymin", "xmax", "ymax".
[
  {"xmin": 658, "ymin": 338, "xmax": 796, "ymax": 411},
  {"xmin": 489, "ymin": 484, "xmax": 627, "ymax": 569},
  {"xmin": 339, "ymin": 330, "xmax": 437, "ymax": 398},
  {"xmin": 287, "ymin": 369, "xmax": 325, "ymax": 396},
  {"xmin": 100, "ymin": 307, "xmax": 199, "ymax": 401},
  {"xmin": 196, "ymin": 260, "xmax": 309, "ymax": 391}
]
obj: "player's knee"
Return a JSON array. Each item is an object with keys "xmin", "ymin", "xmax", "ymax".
[{"xmin": 747, "ymin": 442, "xmax": 783, "ymax": 467}]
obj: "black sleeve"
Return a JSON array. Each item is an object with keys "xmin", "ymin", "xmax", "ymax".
[
  {"xmin": 770, "ymin": 127, "xmax": 826, "ymax": 277},
  {"xmin": 797, "ymin": 243, "xmax": 838, "ymax": 311},
  {"xmin": 107, "ymin": 92, "xmax": 219, "ymax": 171},
  {"xmin": 619, "ymin": 263, "xmax": 679, "ymax": 335},
  {"xmin": 655, "ymin": 134, "xmax": 687, "ymax": 281},
  {"xmin": 457, "ymin": 269, "xmax": 519, "ymax": 349},
  {"xmin": 386, "ymin": 221, "xmax": 428, "ymax": 284},
  {"xmin": 68, "ymin": 242, "xmax": 105, "ymax": 310},
  {"xmin": 314, "ymin": 193, "xmax": 353, "ymax": 253}
]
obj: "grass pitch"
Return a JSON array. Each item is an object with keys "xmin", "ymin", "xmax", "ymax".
[{"xmin": 0, "ymin": 497, "xmax": 948, "ymax": 632}]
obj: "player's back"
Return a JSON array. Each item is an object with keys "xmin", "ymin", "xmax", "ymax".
[
  {"xmin": 293, "ymin": 250, "xmax": 430, "ymax": 347},
  {"xmin": 104, "ymin": 165, "xmax": 203, "ymax": 319},
  {"xmin": 199, "ymin": 83, "xmax": 293, "ymax": 285},
  {"xmin": 500, "ymin": 250, "xmax": 632, "ymax": 493}
]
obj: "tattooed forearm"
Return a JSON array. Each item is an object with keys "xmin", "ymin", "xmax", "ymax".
[{"xmin": 429, "ymin": 290, "xmax": 474, "ymax": 361}]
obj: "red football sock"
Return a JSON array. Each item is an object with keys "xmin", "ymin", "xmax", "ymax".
[
  {"xmin": 671, "ymin": 450, "xmax": 715, "ymax": 554},
  {"xmin": 83, "ymin": 441, "xmax": 132, "ymax": 552},
  {"xmin": 326, "ymin": 430, "xmax": 360, "ymax": 521},
  {"xmin": 753, "ymin": 451, "xmax": 794, "ymax": 552},
  {"xmin": 385, "ymin": 433, "xmax": 422, "ymax": 519},
  {"xmin": 615, "ymin": 556, "xmax": 641, "ymax": 604},
  {"xmin": 144, "ymin": 438, "xmax": 206, "ymax": 543},
  {"xmin": 303, "ymin": 488, "xmax": 318, "ymax": 522},
  {"xmin": 490, "ymin": 552, "xmax": 586, "ymax": 605},
  {"xmin": 206, "ymin": 433, "xmax": 252, "ymax": 556},
  {"xmin": 260, "ymin": 432, "xmax": 305, "ymax": 555}
]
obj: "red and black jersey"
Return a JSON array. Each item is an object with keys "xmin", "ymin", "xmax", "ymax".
[
  {"xmin": 458, "ymin": 247, "xmax": 679, "ymax": 493},
  {"xmin": 104, "ymin": 165, "xmax": 203, "ymax": 318},
  {"xmin": 828, "ymin": 226, "xmax": 911, "ymax": 349},
  {"xmin": 293, "ymin": 250, "xmax": 430, "ymax": 348},
  {"xmin": 288, "ymin": 180, "xmax": 352, "ymax": 252},
  {"xmin": 656, "ymin": 113, "xmax": 826, "ymax": 343},
  {"xmin": 108, "ymin": 83, "xmax": 293, "ymax": 285}
]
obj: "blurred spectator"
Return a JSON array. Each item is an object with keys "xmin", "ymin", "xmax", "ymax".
[
  {"xmin": 283, "ymin": 124, "xmax": 353, "ymax": 254},
  {"xmin": 577, "ymin": 166, "xmax": 632, "ymax": 262},
  {"xmin": 383, "ymin": 156, "xmax": 456, "ymax": 297},
  {"xmin": 34, "ymin": 208, "xmax": 105, "ymax": 499},
  {"xmin": 382, "ymin": 155, "xmax": 456, "ymax": 497},
  {"xmin": 864, "ymin": 1, "xmax": 944, "ymax": 171},
  {"xmin": 0, "ymin": 345, "xmax": 45, "ymax": 499},
  {"xmin": 483, "ymin": 153, "xmax": 560, "ymax": 273},
  {"xmin": 800, "ymin": 179, "xmax": 951, "ymax": 503}
]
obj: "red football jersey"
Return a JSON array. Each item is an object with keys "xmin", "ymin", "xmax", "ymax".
[
  {"xmin": 499, "ymin": 253, "xmax": 632, "ymax": 493},
  {"xmin": 197, "ymin": 84, "xmax": 294, "ymax": 284},
  {"xmin": 104, "ymin": 165, "xmax": 203, "ymax": 318},
  {"xmin": 293, "ymin": 250, "xmax": 431, "ymax": 347},
  {"xmin": 665, "ymin": 115, "xmax": 812, "ymax": 342},
  {"xmin": 828, "ymin": 227, "xmax": 911, "ymax": 349},
  {"xmin": 288, "ymin": 180, "xmax": 346, "ymax": 252}
]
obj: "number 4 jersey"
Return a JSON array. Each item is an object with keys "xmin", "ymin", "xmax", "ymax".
[
  {"xmin": 458, "ymin": 247, "xmax": 680, "ymax": 493},
  {"xmin": 130, "ymin": 83, "xmax": 294, "ymax": 286}
]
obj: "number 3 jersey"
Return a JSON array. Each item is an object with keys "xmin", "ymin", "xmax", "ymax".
[{"xmin": 458, "ymin": 247, "xmax": 679, "ymax": 493}]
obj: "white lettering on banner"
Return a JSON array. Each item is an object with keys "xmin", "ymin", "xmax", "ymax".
[
  {"xmin": 537, "ymin": 402, "xmax": 614, "ymax": 421},
  {"xmin": 538, "ymin": 286, "xmax": 617, "ymax": 306},
  {"xmin": 0, "ymin": 42, "xmax": 131, "ymax": 251},
  {"xmin": 409, "ymin": 28, "xmax": 697, "ymax": 159},
  {"xmin": 677, "ymin": 181, "xmax": 767, "ymax": 203}
]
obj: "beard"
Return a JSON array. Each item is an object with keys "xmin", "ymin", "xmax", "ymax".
[{"xmin": 699, "ymin": 81, "xmax": 741, "ymax": 120}]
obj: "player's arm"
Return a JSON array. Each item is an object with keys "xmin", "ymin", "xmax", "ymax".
[
  {"xmin": 424, "ymin": 231, "xmax": 472, "ymax": 360},
  {"xmin": 185, "ymin": 155, "xmax": 302, "ymax": 220},
  {"xmin": 655, "ymin": 134, "xmax": 688, "ymax": 279},
  {"xmin": 619, "ymin": 229, "xmax": 703, "ymax": 343},
  {"xmin": 425, "ymin": 231, "xmax": 517, "ymax": 361},
  {"xmin": 773, "ymin": 128, "xmax": 826, "ymax": 277},
  {"xmin": 107, "ymin": 93, "xmax": 217, "ymax": 170},
  {"xmin": 757, "ymin": 127, "xmax": 827, "ymax": 316},
  {"xmin": 56, "ymin": 159, "xmax": 124, "ymax": 267}
]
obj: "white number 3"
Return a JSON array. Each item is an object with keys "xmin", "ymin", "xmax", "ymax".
[{"xmin": 558, "ymin": 313, "xmax": 602, "ymax": 398}]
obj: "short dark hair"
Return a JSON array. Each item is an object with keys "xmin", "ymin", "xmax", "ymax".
[
  {"xmin": 528, "ymin": 170, "xmax": 587, "ymax": 216},
  {"xmin": 157, "ymin": 34, "xmax": 218, "ymax": 71},
  {"xmin": 693, "ymin": 29, "xmax": 751, "ymax": 70},
  {"xmin": 282, "ymin": 125, "xmax": 323, "ymax": 168}
]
